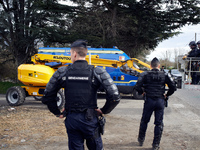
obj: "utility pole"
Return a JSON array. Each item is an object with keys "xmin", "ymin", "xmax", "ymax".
[
  {"xmin": 195, "ymin": 33, "xmax": 197, "ymax": 42},
  {"xmin": 166, "ymin": 51, "xmax": 167, "ymax": 69}
]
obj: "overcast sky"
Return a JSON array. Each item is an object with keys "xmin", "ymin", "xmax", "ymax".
[
  {"xmin": 146, "ymin": 24, "xmax": 200, "ymax": 61},
  {"xmin": 59, "ymin": 1, "xmax": 199, "ymax": 62}
]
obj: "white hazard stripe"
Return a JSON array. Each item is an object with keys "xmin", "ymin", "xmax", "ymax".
[{"xmin": 68, "ymin": 76, "xmax": 89, "ymax": 80}]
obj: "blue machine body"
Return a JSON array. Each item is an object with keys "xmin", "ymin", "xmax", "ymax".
[{"xmin": 38, "ymin": 47, "xmax": 130, "ymax": 61}]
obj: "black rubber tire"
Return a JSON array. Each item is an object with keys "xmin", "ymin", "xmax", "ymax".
[
  {"xmin": 33, "ymin": 96, "xmax": 43, "ymax": 101},
  {"xmin": 57, "ymin": 90, "xmax": 65, "ymax": 109},
  {"xmin": 6, "ymin": 86, "xmax": 26, "ymax": 106},
  {"xmin": 133, "ymin": 89, "xmax": 143, "ymax": 100}
]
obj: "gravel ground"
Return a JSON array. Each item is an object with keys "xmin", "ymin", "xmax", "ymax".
[{"xmin": 1, "ymin": 89, "xmax": 200, "ymax": 150}]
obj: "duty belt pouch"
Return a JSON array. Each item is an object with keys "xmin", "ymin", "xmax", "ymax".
[
  {"xmin": 85, "ymin": 109, "xmax": 94, "ymax": 121},
  {"xmin": 98, "ymin": 115, "xmax": 106, "ymax": 135}
]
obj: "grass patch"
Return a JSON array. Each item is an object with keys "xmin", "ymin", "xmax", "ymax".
[{"xmin": 0, "ymin": 82, "xmax": 24, "ymax": 94}]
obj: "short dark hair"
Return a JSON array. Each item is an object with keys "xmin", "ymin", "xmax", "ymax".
[
  {"xmin": 71, "ymin": 47, "xmax": 87, "ymax": 57},
  {"xmin": 70, "ymin": 39, "xmax": 87, "ymax": 48},
  {"xmin": 71, "ymin": 40, "xmax": 88, "ymax": 57},
  {"xmin": 151, "ymin": 57, "xmax": 160, "ymax": 68}
]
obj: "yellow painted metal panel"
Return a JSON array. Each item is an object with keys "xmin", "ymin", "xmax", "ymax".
[
  {"xmin": 22, "ymin": 86, "xmax": 45, "ymax": 96},
  {"xmin": 18, "ymin": 64, "xmax": 55, "ymax": 86},
  {"xmin": 113, "ymin": 80, "xmax": 137, "ymax": 84}
]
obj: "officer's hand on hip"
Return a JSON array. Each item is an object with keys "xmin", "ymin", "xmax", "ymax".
[
  {"xmin": 95, "ymin": 109, "xmax": 103, "ymax": 116},
  {"xmin": 58, "ymin": 114, "xmax": 64, "ymax": 118},
  {"xmin": 56, "ymin": 114, "xmax": 64, "ymax": 118},
  {"xmin": 56, "ymin": 108, "xmax": 65, "ymax": 118}
]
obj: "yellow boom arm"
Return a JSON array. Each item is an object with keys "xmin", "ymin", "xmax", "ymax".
[
  {"xmin": 31, "ymin": 54, "xmax": 151, "ymax": 72},
  {"xmin": 18, "ymin": 53, "xmax": 150, "ymax": 96}
]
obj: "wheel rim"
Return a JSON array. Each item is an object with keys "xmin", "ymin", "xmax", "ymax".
[
  {"xmin": 56, "ymin": 93, "xmax": 62, "ymax": 107},
  {"xmin": 8, "ymin": 90, "xmax": 19, "ymax": 104}
]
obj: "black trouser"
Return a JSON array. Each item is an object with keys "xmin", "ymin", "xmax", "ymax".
[
  {"xmin": 138, "ymin": 97, "xmax": 164, "ymax": 146},
  {"xmin": 191, "ymin": 72, "xmax": 198, "ymax": 84},
  {"xmin": 65, "ymin": 110, "xmax": 103, "ymax": 150}
]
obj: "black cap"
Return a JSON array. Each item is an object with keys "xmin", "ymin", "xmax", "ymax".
[
  {"xmin": 151, "ymin": 57, "xmax": 160, "ymax": 67},
  {"xmin": 197, "ymin": 41, "xmax": 200, "ymax": 44},
  {"xmin": 70, "ymin": 40, "xmax": 87, "ymax": 48},
  {"xmin": 151, "ymin": 57, "xmax": 160, "ymax": 63}
]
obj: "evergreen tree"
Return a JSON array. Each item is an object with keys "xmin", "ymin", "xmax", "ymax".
[
  {"xmin": 67, "ymin": 0, "xmax": 200, "ymax": 57},
  {"xmin": 0, "ymin": 0, "xmax": 75, "ymax": 65}
]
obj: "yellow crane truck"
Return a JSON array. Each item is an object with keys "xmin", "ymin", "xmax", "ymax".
[{"xmin": 6, "ymin": 53, "xmax": 150, "ymax": 108}]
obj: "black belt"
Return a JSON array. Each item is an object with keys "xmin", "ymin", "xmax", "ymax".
[{"xmin": 67, "ymin": 108, "xmax": 88, "ymax": 113}]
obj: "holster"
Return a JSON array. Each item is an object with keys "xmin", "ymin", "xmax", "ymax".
[
  {"xmin": 98, "ymin": 114, "xmax": 106, "ymax": 135},
  {"xmin": 143, "ymin": 93, "xmax": 147, "ymax": 101},
  {"xmin": 165, "ymin": 96, "xmax": 169, "ymax": 107}
]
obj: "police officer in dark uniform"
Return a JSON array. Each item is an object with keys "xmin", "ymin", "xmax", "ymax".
[
  {"xmin": 160, "ymin": 66, "xmax": 165, "ymax": 72},
  {"xmin": 135, "ymin": 57, "xmax": 176, "ymax": 150},
  {"xmin": 197, "ymin": 41, "xmax": 200, "ymax": 50},
  {"xmin": 188, "ymin": 41, "xmax": 199, "ymax": 57},
  {"xmin": 187, "ymin": 41, "xmax": 200, "ymax": 84},
  {"xmin": 42, "ymin": 40, "xmax": 120, "ymax": 150},
  {"xmin": 196, "ymin": 41, "xmax": 200, "ymax": 84}
]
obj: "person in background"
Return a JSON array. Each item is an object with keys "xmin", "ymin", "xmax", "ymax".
[
  {"xmin": 42, "ymin": 40, "xmax": 120, "ymax": 150},
  {"xmin": 197, "ymin": 41, "xmax": 200, "ymax": 50},
  {"xmin": 187, "ymin": 41, "xmax": 200, "ymax": 84},
  {"xmin": 196, "ymin": 40, "xmax": 200, "ymax": 84},
  {"xmin": 135, "ymin": 57, "xmax": 176, "ymax": 150},
  {"xmin": 160, "ymin": 66, "xmax": 165, "ymax": 72},
  {"xmin": 187, "ymin": 41, "xmax": 199, "ymax": 57}
]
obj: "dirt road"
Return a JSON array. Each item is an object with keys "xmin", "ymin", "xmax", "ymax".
[{"xmin": 1, "ymin": 89, "xmax": 200, "ymax": 150}]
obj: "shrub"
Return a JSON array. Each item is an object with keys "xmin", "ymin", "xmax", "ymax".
[{"xmin": 0, "ymin": 82, "xmax": 24, "ymax": 94}]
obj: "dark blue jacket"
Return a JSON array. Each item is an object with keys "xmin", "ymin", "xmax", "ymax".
[{"xmin": 135, "ymin": 69, "xmax": 176, "ymax": 98}]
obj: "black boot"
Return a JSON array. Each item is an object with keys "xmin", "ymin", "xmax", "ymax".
[
  {"xmin": 138, "ymin": 129, "xmax": 145, "ymax": 146},
  {"xmin": 138, "ymin": 137, "xmax": 144, "ymax": 146},
  {"xmin": 152, "ymin": 143, "xmax": 160, "ymax": 150},
  {"xmin": 138, "ymin": 121, "xmax": 147, "ymax": 146},
  {"xmin": 152, "ymin": 124, "xmax": 163, "ymax": 150}
]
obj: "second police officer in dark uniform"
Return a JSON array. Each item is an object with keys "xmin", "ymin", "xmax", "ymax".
[
  {"xmin": 188, "ymin": 41, "xmax": 199, "ymax": 57},
  {"xmin": 135, "ymin": 57, "xmax": 176, "ymax": 150},
  {"xmin": 197, "ymin": 41, "xmax": 200, "ymax": 50},
  {"xmin": 197, "ymin": 41, "xmax": 200, "ymax": 84},
  {"xmin": 187, "ymin": 41, "xmax": 200, "ymax": 84},
  {"xmin": 42, "ymin": 40, "xmax": 120, "ymax": 150}
]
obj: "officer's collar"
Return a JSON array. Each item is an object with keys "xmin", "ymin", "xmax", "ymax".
[
  {"xmin": 151, "ymin": 68, "xmax": 159, "ymax": 71},
  {"xmin": 74, "ymin": 60, "xmax": 87, "ymax": 63},
  {"xmin": 73, "ymin": 60, "xmax": 88, "ymax": 67}
]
